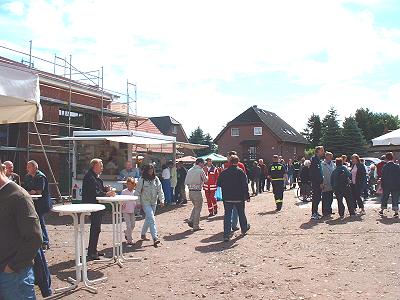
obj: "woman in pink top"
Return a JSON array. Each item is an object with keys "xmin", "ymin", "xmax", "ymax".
[{"xmin": 121, "ymin": 177, "xmax": 138, "ymax": 245}]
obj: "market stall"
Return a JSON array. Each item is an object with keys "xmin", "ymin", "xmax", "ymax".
[{"xmin": 54, "ymin": 130, "xmax": 207, "ymax": 201}]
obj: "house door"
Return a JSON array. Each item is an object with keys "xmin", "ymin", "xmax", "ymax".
[{"xmin": 248, "ymin": 146, "xmax": 257, "ymax": 160}]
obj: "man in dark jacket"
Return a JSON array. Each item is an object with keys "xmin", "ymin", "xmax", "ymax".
[
  {"xmin": 268, "ymin": 155, "xmax": 286, "ymax": 211},
  {"xmin": 82, "ymin": 158, "xmax": 115, "ymax": 260},
  {"xmin": 217, "ymin": 155, "xmax": 251, "ymax": 242},
  {"xmin": 0, "ymin": 161, "xmax": 43, "ymax": 299},
  {"xmin": 380, "ymin": 152, "xmax": 400, "ymax": 218},
  {"xmin": 175, "ymin": 161, "xmax": 188, "ymax": 204},
  {"xmin": 258, "ymin": 159, "xmax": 267, "ymax": 193},
  {"xmin": 309, "ymin": 146, "xmax": 325, "ymax": 220},
  {"xmin": 23, "ymin": 160, "xmax": 53, "ymax": 249}
]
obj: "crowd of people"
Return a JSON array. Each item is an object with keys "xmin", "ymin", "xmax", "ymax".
[{"xmin": 2, "ymin": 147, "xmax": 399, "ymax": 298}]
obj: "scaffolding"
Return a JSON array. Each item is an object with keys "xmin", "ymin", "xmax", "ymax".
[{"xmin": 0, "ymin": 41, "xmax": 141, "ymax": 200}]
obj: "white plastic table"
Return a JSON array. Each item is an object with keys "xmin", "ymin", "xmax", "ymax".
[
  {"xmin": 52, "ymin": 204, "xmax": 107, "ymax": 294},
  {"xmin": 96, "ymin": 195, "xmax": 141, "ymax": 267}
]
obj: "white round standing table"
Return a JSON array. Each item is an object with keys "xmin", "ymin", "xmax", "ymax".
[
  {"xmin": 96, "ymin": 195, "xmax": 141, "ymax": 267},
  {"xmin": 52, "ymin": 204, "xmax": 107, "ymax": 294}
]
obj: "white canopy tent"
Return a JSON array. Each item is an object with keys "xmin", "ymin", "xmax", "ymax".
[
  {"xmin": 0, "ymin": 62, "xmax": 62, "ymax": 200},
  {"xmin": 0, "ymin": 62, "xmax": 42, "ymax": 124},
  {"xmin": 372, "ymin": 129, "xmax": 400, "ymax": 146},
  {"xmin": 53, "ymin": 130, "xmax": 208, "ymax": 151}
]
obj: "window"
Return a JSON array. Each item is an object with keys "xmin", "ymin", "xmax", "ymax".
[
  {"xmin": 59, "ymin": 109, "xmax": 94, "ymax": 136},
  {"xmin": 231, "ymin": 128, "xmax": 239, "ymax": 137},
  {"xmin": 254, "ymin": 127, "xmax": 262, "ymax": 136},
  {"xmin": 294, "ymin": 146, "xmax": 297, "ymax": 155},
  {"xmin": 172, "ymin": 125, "xmax": 178, "ymax": 134}
]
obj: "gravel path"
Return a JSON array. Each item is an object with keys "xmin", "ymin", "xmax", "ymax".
[{"xmin": 41, "ymin": 190, "xmax": 400, "ymax": 300}]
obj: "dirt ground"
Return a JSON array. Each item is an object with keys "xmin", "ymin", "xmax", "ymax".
[{"xmin": 41, "ymin": 190, "xmax": 400, "ymax": 300}]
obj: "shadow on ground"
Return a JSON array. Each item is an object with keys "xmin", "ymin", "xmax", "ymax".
[
  {"xmin": 194, "ymin": 232, "xmax": 243, "ymax": 253},
  {"xmin": 163, "ymin": 229, "xmax": 194, "ymax": 241}
]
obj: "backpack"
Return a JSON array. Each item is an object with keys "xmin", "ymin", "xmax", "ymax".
[{"xmin": 336, "ymin": 168, "xmax": 350, "ymax": 192}]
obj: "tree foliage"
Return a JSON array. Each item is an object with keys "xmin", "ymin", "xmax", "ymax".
[
  {"xmin": 341, "ymin": 117, "xmax": 366, "ymax": 156},
  {"xmin": 355, "ymin": 108, "xmax": 400, "ymax": 142},
  {"xmin": 320, "ymin": 107, "xmax": 345, "ymax": 157},
  {"xmin": 188, "ymin": 127, "xmax": 217, "ymax": 156},
  {"xmin": 301, "ymin": 113, "xmax": 322, "ymax": 148}
]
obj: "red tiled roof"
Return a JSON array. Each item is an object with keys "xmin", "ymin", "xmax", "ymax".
[{"xmin": 110, "ymin": 103, "xmax": 163, "ymax": 135}]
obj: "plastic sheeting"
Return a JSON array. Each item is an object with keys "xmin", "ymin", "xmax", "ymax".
[{"xmin": 0, "ymin": 62, "xmax": 42, "ymax": 124}]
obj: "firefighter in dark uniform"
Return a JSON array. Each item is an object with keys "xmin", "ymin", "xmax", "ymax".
[
  {"xmin": 293, "ymin": 157, "xmax": 301, "ymax": 188},
  {"xmin": 268, "ymin": 155, "xmax": 286, "ymax": 211}
]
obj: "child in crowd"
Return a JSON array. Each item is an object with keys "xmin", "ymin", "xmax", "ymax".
[{"xmin": 121, "ymin": 177, "xmax": 138, "ymax": 245}]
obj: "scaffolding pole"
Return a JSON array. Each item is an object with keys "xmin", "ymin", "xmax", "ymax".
[
  {"xmin": 33, "ymin": 122, "xmax": 62, "ymax": 202},
  {"xmin": 68, "ymin": 55, "xmax": 72, "ymax": 196}
]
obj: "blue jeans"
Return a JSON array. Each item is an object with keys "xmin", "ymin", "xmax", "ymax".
[
  {"xmin": 141, "ymin": 203, "xmax": 158, "ymax": 241},
  {"xmin": 224, "ymin": 201, "xmax": 248, "ymax": 238},
  {"xmin": 231, "ymin": 206, "xmax": 238, "ymax": 229},
  {"xmin": 0, "ymin": 266, "xmax": 36, "ymax": 299},
  {"xmin": 161, "ymin": 179, "xmax": 172, "ymax": 204},
  {"xmin": 38, "ymin": 213, "xmax": 49, "ymax": 245}
]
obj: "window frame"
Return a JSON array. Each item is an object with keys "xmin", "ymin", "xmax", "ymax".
[
  {"xmin": 254, "ymin": 126, "xmax": 262, "ymax": 136},
  {"xmin": 231, "ymin": 128, "xmax": 240, "ymax": 137}
]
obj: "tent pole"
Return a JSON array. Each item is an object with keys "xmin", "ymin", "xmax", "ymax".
[
  {"xmin": 173, "ymin": 142, "xmax": 176, "ymax": 165},
  {"xmin": 33, "ymin": 122, "xmax": 62, "ymax": 202}
]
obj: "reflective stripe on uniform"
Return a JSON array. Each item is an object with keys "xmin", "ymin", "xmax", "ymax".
[
  {"xmin": 271, "ymin": 178, "xmax": 284, "ymax": 181},
  {"xmin": 275, "ymin": 199, "xmax": 283, "ymax": 203}
]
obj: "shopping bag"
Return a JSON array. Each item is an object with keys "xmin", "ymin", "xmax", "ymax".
[{"xmin": 215, "ymin": 186, "xmax": 223, "ymax": 201}]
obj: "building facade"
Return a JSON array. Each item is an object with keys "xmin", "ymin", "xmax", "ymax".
[{"xmin": 214, "ymin": 105, "xmax": 309, "ymax": 164}]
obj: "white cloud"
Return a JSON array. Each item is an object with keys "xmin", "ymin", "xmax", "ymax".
[
  {"xmin": 2, "ymin": 1, "xmax": 25, "ymax": 17},
  {"xmin": 2, "ymin": 0, "xmax": 400, "ymax": 136}
]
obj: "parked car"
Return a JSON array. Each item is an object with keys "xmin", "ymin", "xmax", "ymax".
[{"xmin": 362, "ymin": 157, "xmax": 381, "ymax": 173}]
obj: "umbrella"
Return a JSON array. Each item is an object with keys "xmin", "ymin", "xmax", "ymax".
[{"xmin": 199, "ymin": 153, "xmax": 228, "ymax": 162}]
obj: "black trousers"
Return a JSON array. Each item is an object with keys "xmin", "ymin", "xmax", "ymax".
[
  {"xmin": 311, "ymin": 184, "xmax": 322, "ymax": 215},
  {"xmin": 335, "ymin": 188, "xmax": 355, "ymax": 216},
  {"xmin": 322, "ymin": 191, "xmax": 334, "ymax": 215},
  {"xmin": 272, "ymin": 181, "xmax": 284, "ymax": 210},
  {"xmin": 259, "ymin": 177, "xmax": 266, "ymax": 193},
  {"xmin": 351, "ymin": 184, "xmax": 364, "ymax": 209},
  {"xmin": 293, "ymin": 171, "xmax": 299, "ymax": 186},
  {"xmin": 266, "ymin": 177, "xmax": 271, "ymax": 191},
  {"xmin": 88, "ymin": 210, "xmax": 103, "ymax": 255}
]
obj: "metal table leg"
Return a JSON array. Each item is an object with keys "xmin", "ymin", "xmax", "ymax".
[{"xmin": 55, "ymin": 212, "xmax": 107, "ymax": 294}]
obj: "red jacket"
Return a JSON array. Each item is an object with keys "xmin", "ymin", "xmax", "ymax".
[
  {"xmin": 203, "ymin": 165, "xmax": 220, "ymax": 191},
  {"xmin": 223, "ymin": 161, "xmax": 247, "ymax": 174},
  {"xmin": 376, "ymin": 161, "xmax": 386, "ymax": 179}
]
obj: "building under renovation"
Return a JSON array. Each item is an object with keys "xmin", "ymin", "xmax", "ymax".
[{"xmin": 0, "ymin": 47, "xmax": 142, "ymax": 196}]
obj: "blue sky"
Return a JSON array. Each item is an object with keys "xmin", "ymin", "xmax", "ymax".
[{"xmin": 1, "ymin": 0, "xmax": 400, "ymax": 137}]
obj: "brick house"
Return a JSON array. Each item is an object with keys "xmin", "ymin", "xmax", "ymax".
[
  {"xmin": 150, "ymin": 116, "xmax": 195, "ymax": 156},
  {"xmin": 214, "ymin": 105, "xmax": 309, "ymax": 164}
]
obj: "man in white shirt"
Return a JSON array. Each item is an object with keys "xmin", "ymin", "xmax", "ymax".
[{"xmin": 185, "ymin": 158, "xmax": 208, "ymax": 231}]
